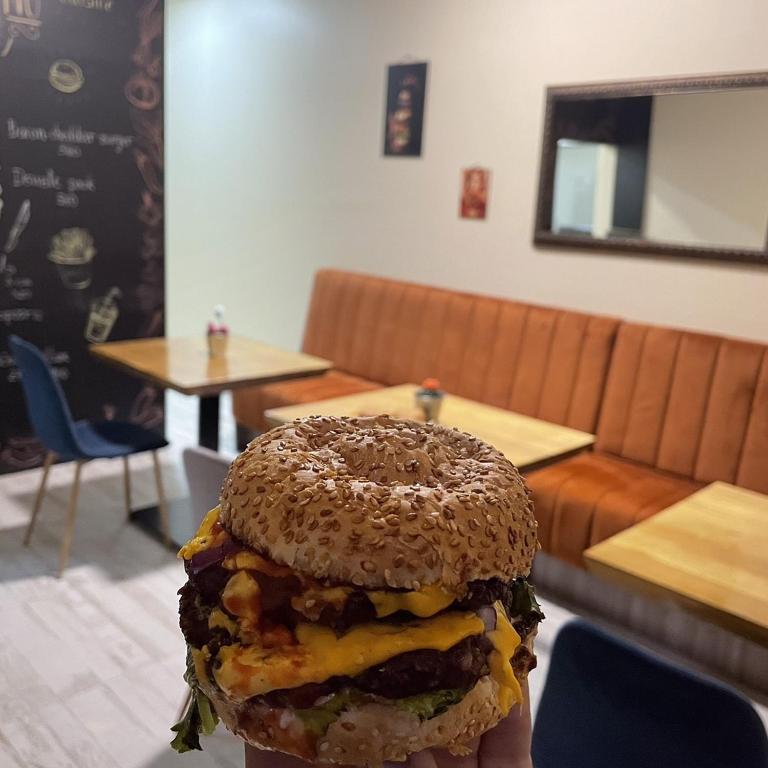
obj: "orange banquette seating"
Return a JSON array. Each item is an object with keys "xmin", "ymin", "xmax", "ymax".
[
  {"xmin": 527, "ymin": 323, "xmax": 768, "ymax": 566},
  {"xmin": 232, "ymin": 269, "xmax": 620, "ymax": 434}
]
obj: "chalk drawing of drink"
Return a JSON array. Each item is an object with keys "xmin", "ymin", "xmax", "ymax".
[
  {"xmin": 4, "ymin": 199, "xmax": 31, "ymax": 253},
  {"xmin": 48, "ymin": 227, "xmax": 96, "ymax": 289},
  {"xmin": 85, "ymin": 286, "xmax": 121, "ymax": 343}
]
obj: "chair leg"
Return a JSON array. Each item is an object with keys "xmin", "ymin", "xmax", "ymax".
[
  {"xmin": 122, "ymin": 456, "xmax": 132, "ymax": 518},
  {"xmin": 25, "ymin": 451, "xmax": 55, "ymax": 546},
  {"xmin": 58, "ymin": 461, "xmax": 84, "ymax": 577},
  {"xmin": 152, "ymin": 450, "xmax": 171, "ymax": 547}
]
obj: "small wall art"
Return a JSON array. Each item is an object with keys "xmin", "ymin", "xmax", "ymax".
[
  {"xmin": 383, "ymin": 62, "xmax": 428, "ymax": 157},
  {"xmin": 459, "ymin": 167, "xmax": 491, "ymax": 220}
]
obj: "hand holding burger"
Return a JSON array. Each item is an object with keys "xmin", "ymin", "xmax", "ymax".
[{"xmin": 173, "ymin": 416, "xmax": 542, "ymax": 766}]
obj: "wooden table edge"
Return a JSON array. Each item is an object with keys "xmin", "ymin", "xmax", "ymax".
[
  {"xmin": 90, "ymin": 344, "xmax": 331, "ymax": 396},
  {"xmin": 520, "ymin": 442, "xmax": 594, "ymax": 473},
  {"xmin": 264, "ymin": 400, "xmax": 595, "ymax": 472},
  {"xmin": 584, "ymin": 551, "xmax": 768, "ymax": 648}
]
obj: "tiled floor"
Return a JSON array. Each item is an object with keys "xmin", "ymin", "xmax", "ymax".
[{"xmin": 0, "ymin": 392, "xmax": 762, "ymax": 766}]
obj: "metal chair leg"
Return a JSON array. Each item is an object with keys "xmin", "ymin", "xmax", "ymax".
[
  {"xmin": 58, "ymin": 460, "xmax": 85, "ymax": 577},
  {"xmin": 152, "ymin": 450, "xmax": 171, "ymax": 547},
  {"xmin": 25, "ymin": 451, "xmax": 55, "ymax": 546},
  {"xmin": 122, "ymin": 455, "xmax": 132, "ymax": 518}
]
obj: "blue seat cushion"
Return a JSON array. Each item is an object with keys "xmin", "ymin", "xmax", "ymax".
[{"xmin": 73, "ymin": 420, "xmax": 168, "ymax": 459}]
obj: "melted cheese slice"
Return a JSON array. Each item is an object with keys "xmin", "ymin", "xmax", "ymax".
[
  {"xmin": 367, "ymin": 583, "xmax": 457, "ymax": 618},
  {"xmin": 222, "ymin": 550, "xmax": 293, "ymax": 576},
  {"xmin": 191, "ymin": 646, "xmax": 212, "ymax": 688},
  {"xmin": 178, "ymin": 506, "xmax": 221, "ymax": 559},
  {"xmin": 488, "ymin": 602, "xmax": 523, "ymax": 714},
  {"xmin": 208, "ymin": 608, "xmax": 239, "ymax": 636},
  {"xmin": 222, "ymin": 571, "xmax": 261, "ymax": 620},
  {"xmin": 213, "ymin": 611, "xmax": 486, "ymax": 701}
]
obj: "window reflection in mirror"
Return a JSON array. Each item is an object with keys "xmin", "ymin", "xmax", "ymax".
[{"xmin": 543, "ymin": 86, "xmax": 768, "ymax": 253}]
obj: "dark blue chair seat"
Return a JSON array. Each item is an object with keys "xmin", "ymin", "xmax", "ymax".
[
  {"xmin": 9, "ymin": 334, "xmax": 171, "ymax": 575},
  {"xmin": 533, "ymin": 619, "xmax": 768, "ymax": 768},
  {"xmin": 74, "ymin": 420, "xmax": 167, "ymax": 459}
]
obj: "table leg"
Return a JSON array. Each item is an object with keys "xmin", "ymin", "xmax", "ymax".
[
  {"xmin": 130, "ymin": 392, "xmax": 222, "ymax": 549},
  {"xmin": 130, "ymin": 496, "xmax": 199, "ymax": 550},
  {"xmin": 198, "ymin": 394, "xmax": 220, "ymax": 451}
]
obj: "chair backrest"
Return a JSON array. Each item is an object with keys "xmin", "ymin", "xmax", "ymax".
[
  {"xmin": 532, "ymin": 620, "xmax": 768, "ymax": 768},
  {"xmin": 182, "ymin": 446, "xmax": 234, "ymax": 522},
  {"xmin": 9, "ymin": 335, "xmax": 81, "ymax": 459},
  {"xmin": 596, "ymin": 322, "xmax": 768, "ymax": 492},
  {"xmin": 302, "ymin": 269, "xmax": 619, "ymax": 432}
]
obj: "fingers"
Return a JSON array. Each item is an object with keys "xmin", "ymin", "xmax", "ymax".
[
  {"xmin": 430, "ymin": 737, "xmax": 479, "ymax": 768},
  {"xmin": 478, "ymin": 682, "xmax": 532, "ymax": 768}
]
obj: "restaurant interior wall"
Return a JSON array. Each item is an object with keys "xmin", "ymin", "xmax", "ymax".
[{"xmin": 166, "ymin": 0, "xmax": 768, "ymax": 352}]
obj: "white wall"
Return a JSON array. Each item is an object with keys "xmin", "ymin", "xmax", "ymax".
[
  {"xmin": 167, "ymin": 0, "xmax": 768, "ymax": 348},
  {"xmin": 645, "ymin": 90, "xmax": 768, "ymax": 249}
]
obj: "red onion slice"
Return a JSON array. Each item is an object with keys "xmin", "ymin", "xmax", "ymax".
[
  {"xmin": 478, "ymin": 605, "xmax": 497, "ymax": 632},
  {"xmin": 189, "ymin": 539, "xmax": 240, "ymax": 574}
]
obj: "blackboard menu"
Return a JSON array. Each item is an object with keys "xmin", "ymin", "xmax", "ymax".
[{"xmin": 0, "ymin": 0, "xmax": 164, "ymax": 473}]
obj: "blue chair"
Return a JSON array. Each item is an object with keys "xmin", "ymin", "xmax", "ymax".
[
  {"xmin": 532, "ymin": 619, "xmax": 768, "ymax": 768},
  {"xmin": 9, "ymin": 335, "xmax": 170, "ymax": 575}
]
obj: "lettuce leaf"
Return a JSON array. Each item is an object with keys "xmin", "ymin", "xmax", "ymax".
[
  {"xmin": 508, "ymin": 579, "xmax": 545, "ymax": 621},
  {"xmin": 296, "ymin": 690, "xmax": 360, "ymax": 736},
  {"xmin": 393, "ymin": 688, "xmax": 467, "ymax": 720},
  {"xmin": 295, "ymin": 687, "xmax": 468, "ymax": 737},
  {"xmin": 170, "ymin": 649, "xmax": 219, "ymax": 753}
]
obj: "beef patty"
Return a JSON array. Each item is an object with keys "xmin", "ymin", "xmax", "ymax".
[
  {"xmin": 178, "ymin": 563, "xmax": 541, "ymax": 704},
  {"xmin": 259, "ymin": 634, "xmax": 494, "ymax": 708}
]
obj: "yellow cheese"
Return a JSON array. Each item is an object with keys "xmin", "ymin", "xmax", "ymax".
[
  {"xmin": 214, "ymin": 611, "xmax": 485, "ymax": 701},
  {"xmin": 191, "ymin": 646, "xmax": 212, "ymax": 687},
  {"xmin": 367, "ymin": 583, "xmax": 456, "ymax": 618},
  {"xmin": 291, "ymin": 585, "xmax": 352, "ymax": 617},
  {"xmin": 487, "ymin": 602, "xmax": 523, "ymax": 714},
  {"xmin": 221, "ymin": 571, "xmax": 261, "ymax": 621},
  {"xmin": 178, "ymin": 506, "xmax": 222, "ymax": 560},
  {"xmin": 222, "ymin": 551, "xmax": 294, "ymax": 577},
  {"xmin": 208, "ymin": 608, "xmax": 239, "ymax": 636}
]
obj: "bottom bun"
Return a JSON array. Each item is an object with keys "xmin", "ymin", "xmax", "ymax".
[
  {"xmin": 205, "ymin": 674, "xmax": 513, "ymax": 767},
  {"xmin": 320, "ymin": 675, "xmax": 507, "ymax": 765}
]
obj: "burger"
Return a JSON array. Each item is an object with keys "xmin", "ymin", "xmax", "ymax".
[{"xmin": 172, "ymin": 415, "xmax": 542, "ymax": 765}]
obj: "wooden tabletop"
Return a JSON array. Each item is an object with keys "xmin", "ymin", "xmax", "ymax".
[
  {"xmin": 585, "ymin": 481, "xmax": 768, "ymax": 647},
  {"xmin": 265, "ymin": 383, "xmax": 594, "ymax": 471},
  {"xmin": 91, "ymin": 336, "xmax": 331, "ymax": 396}
]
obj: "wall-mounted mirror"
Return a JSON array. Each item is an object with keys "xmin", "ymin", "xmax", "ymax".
[{"xmin": 534, "ymin": 72, "xmax": 768, "ymax": 265}]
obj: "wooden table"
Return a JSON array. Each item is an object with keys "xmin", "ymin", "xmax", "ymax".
[
  {"xmin": 92, "ymin": 336, "xmax": 330, "ymax": 451},
  {"xmin": 91, "ymin": 336, "xmax": 329, "ymax": 547},
  {"xmin": 265, "ymin": 383, "xmax": 595, "ymax": 472},
  {"xmin": 585, "ymin": 482, "xmax": 768, "ymax": 647}
]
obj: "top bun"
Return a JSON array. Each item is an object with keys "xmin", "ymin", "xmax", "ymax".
[{"xmin": 219, "ymin": 416, "xmax": 537, "ymax": 590}]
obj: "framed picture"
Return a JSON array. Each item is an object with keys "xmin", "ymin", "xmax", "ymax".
[
  {"xmin": 460, "ymin": 167, "xmax": 491, "ymax": 220},
  {"xmin": 383, "ymin": 62, "xmax": 428, "ymax": 157}
]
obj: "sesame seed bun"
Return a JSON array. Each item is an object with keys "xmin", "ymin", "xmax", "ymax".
[{"xmin": 219, "ymin": 415, "xmax": 537, "ymax": 589}]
